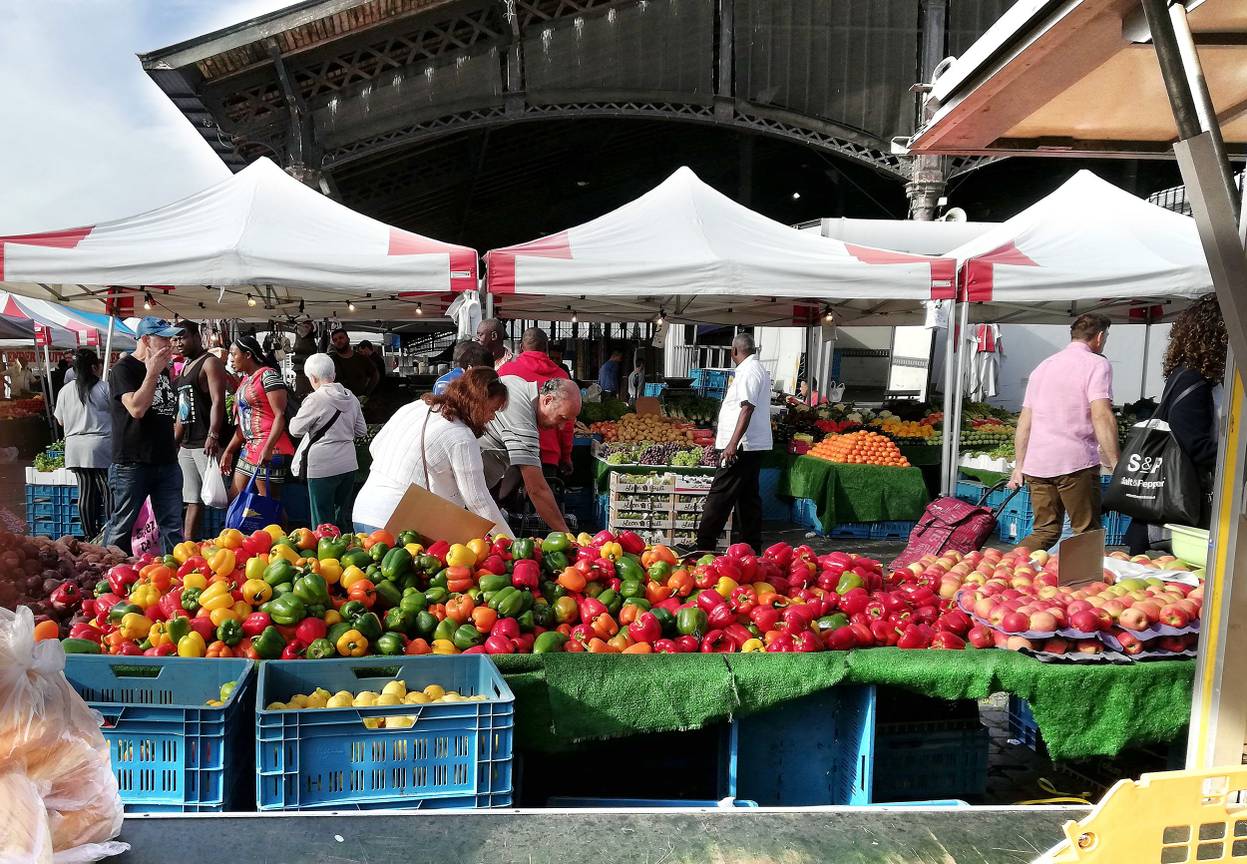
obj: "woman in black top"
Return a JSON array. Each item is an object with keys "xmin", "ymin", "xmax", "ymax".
[{"xmin": 1123, "ymin": 294, "xmax": 1225, "ymax": 555}]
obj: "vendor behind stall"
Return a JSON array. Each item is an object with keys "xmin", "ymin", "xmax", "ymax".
[
  {"xmin": 329, "ymin": 328, "xmax": 380, "ymax": 398},
  {"xmin": 498, "ymin": 327, "xmax": 574, "ymax": 477}
]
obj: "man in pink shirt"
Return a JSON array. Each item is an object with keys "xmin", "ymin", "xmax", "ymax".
[{"xmin": 1008, "ymin": 314, "xmax": 1121, "ymax": 551}]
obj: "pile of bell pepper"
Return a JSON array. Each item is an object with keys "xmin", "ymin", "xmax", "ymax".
[{"xmin": 58, "ymin": 522, "xmax": 976, "ymax": 658}]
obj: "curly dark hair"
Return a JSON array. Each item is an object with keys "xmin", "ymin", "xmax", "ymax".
[
  {"xmin": 1163, "ymin": 294, "xmax": 1226, "ymax": 383},
  {"xmin": 422, "ymin": 367, "xmax": 508, "ymax": 436}
]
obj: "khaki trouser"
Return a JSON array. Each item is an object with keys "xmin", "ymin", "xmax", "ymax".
[{"xmin": 1020, "ymin": 466, "xmax": 1102, "ymax": 552}]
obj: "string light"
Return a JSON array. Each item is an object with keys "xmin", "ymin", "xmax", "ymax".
[
  {"xmin": 416, "ymin": 303, "xmax": 423, "ymax": 315},
  {"xmin": 823, "ymin": 306, "xmax": 835, "ymax": 324},
  {"xmin": 347, "ymin": 301, "xmax": 357, "ymax": 312},
  {"xmin": 246, "ymin": 294, "xmax": 257, "ymax": 307},
  {"xmin": 567, "ymin": 305, "xmax": 577, "ymax": 325},
  {"xmin": 143, "ymin": 292, "xmax": 154, "ymax": 311},
  {"xmin": 656, "ymin": 308, "xmax": 666, "ymax": 326}
]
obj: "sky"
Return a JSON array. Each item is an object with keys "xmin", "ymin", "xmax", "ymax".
[{"xmin": 0, "ymin": 0, "xmax": 295, "ymax": 233}]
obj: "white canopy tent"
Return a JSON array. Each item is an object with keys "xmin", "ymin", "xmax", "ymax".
[
  {"xmin": 0, "ymin": 292, "xmax": 135, "ymax": 350},
  {"xmin": 0, "ymin": 157, "xmax": 477, "ymax": 320},
  {"xmin": 483, "ymin": 167, "xmax": 956, "ymax": 327}
]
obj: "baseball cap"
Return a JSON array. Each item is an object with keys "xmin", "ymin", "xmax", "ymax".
[{"xmin": 135, "ymin": 317, "xmax": 183, "ymax": 338}]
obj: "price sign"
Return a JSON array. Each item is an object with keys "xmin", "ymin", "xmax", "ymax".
[
  {"xmin": 84, "ymin": 328, "xmax": 99, "ymax": 346},
  {"xmin": 33, "ymin": 325, "xmax": 50, "ymax": 347}
]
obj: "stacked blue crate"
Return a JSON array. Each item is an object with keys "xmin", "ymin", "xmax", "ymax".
[{"xmin": 26, "ymin": 483, "xmax": 82, "ymax": 537}]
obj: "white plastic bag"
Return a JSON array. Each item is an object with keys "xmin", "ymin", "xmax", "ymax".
[
  {"xmin": 201, "ymin": 456, "xmax": 228, "ymax": 509},
  {"xmin": 0, "ymin": 607, "xmax": 127, "ymax": 864}
]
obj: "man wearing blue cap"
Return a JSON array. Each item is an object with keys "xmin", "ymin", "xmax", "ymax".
[{"xmin": 105, "ymin": 316, "xmax": 184, "ymax": 554}]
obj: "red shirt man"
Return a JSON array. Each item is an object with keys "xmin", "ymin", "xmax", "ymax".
[{"xmin": 497, "ymin": 328, "xmax": 574, "ymax": 473}]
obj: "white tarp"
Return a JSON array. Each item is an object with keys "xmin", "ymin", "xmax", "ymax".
[
  {"xmin": 0, "ymin": 292, "xmax": 135, "ymax": 349},
  {"xmin": 946, "ymin": 170, "xmax": 1213, "ymax": 318},
  {"xmin": 483, "ymin": 167, "xmax": 955, "ymax": 326},
  {"xmin": 0, "ymin": 158, "xmax": 476, "ymax": 319}
]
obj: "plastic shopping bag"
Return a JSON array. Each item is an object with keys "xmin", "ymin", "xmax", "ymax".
[
  {"xmin": 129, "ymin": 497, "xmax": 159, "ymax": 557},
  {"xmin": 225, "ymin": 468, "xmax": 282, "ymax": 533},
  {"xmin": 0, "ymin": 606, "xmax": 128, "ymax": 864},
  {"xmin": 201, "ymin": 456, "xmax": 228, "ymax": 509}
]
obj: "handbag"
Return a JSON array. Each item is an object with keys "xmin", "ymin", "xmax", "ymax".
[
  {"xmin": 1103, "ymin": 379, "xmax": 1204, "ymax": 525},
  {"xmin": 225, "ymin": 466, "xmax": 284, "ymax": 532},
  {"xmin": 291, "ymin": 408, "xmax": 342, "ymax": 478}
]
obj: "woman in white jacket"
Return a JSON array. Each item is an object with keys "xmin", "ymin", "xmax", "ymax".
[
  {"xmin": 288, "ymin": 353, "xmax": 367, "ymax": 529},
  {"xmin": 354, "ymin": 367, "xmax": 512, "ymax": 537}
]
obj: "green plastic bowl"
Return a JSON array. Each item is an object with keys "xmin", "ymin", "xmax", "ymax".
[{"xmin": 1166, "ymin": 523, "xmax": 1210, "ymax": 569}]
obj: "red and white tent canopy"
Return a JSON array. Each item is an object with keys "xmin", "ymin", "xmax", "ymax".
[
  {"xmin": 484, "ymin": 167, "xmax": 955, "ymax": 326},
  {"xmin": 0, "ymin": 158, "xmax": 476, "ymax": 319},
  {"xmin": 946, "ymin": 170, "xmax": 1212, "ymax": 322}
]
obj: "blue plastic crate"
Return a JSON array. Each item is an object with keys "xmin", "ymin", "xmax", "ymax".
[
  {"xmin": 197, "ymin": 506, "xmax": 227, "ymax": 538},
  {"xmin": 1008, "ymin": 695, "xmax": 1041, "ymax": 751},
  {"xmin": 792, "ymin": 497, "xmax": 824, "ymax": 534},
  {"xmin": 759, "ymin": 467, "xmax": 791, "ymax": 522},
  {"xmin": 547, "ymin": 797, "xmax": 759, "ymax": 807},
  {"xmin": 869, "ymin": 520, "xmax": 917, "ymax": 540},
  {"xmin": 642, "ymin": 382, "xmax": 668, "ymax": 397},
  {"xmin": 1104, "ymin": 511, "xmax": 1133, "ymax": 546},
  {"xmin": 595, "ymin": 493, "xmax": 610, "ymax": 532},
  {"xmin": 734, "ymin": 686, "xmax": 875, "ymax": 805},
  {"xmin": 63, "ymin": 656, "xmax": 255, "ymax": 812},
  {"xmin": 256, "ymin": 655, "xmax": 514, "ymax": 811},
  {"xmin": 829, "ymin": 522, "xmax": 874, "ymax": 539},
  {"xmin": 873, "ymin": 720, "xmax": 989, "ymax": 802},
  {"xmin": 28, "ymin": 516, "xmax": 83, "ymax": 538}
]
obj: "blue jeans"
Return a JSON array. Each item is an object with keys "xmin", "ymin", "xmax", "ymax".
[{"xmin": 105, "ymin": 462, "xmax": 183, "ymax": 554}]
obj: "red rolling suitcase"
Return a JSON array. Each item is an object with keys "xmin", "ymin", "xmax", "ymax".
[{"xmin": 888, "ymin": 481, "xmax": 1020, "ymax": 572}]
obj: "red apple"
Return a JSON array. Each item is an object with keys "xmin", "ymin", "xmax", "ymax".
[
  {"xmin": 1067, "ymin": 600, "xmax": 1093, "ymax": 616},
  {"xmin": 1001, "ymin": 611, "xmax": 1030, "ymax": 633},
  {"xmin": 1041, "ymin": 637, "xmax": 1069, "ymax": 654},
  {"xmin": 1070, "ymin": 610, "xmax": 1102, "ymax": 633},
  {"xmin": 1028, "ymin": 611, "xmax": 1059, "ymax": 632},
  {"xmin": 1115, "ymin": 630, "xmax": 1144, "ymax": 655},
  {"xmin": 1006, "ymin": 635, "xmax": 1035, "ymax": 652},
  {"xmin": 1159, "ymin": 605, "xmax": 1190, "ymax": 628},
  {"xmin": 1118, "ymin": 608, "xmax": 1151, "ymax": 632},
  {"xmin": 1157, "ymin": 635, "xmax": 1189, "ymax": 653},
  {"xmin": 967, "ymin": 625, "xmax": 994, "ymax": 649},
  {"xmin": 1075, "ymin": 639, "xmax": 1103, "ymax": 654}
]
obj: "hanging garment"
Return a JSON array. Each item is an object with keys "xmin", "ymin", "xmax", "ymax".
[{"xmin": 446, "ymin": 290, "xmax": 482, "ymax": 340}]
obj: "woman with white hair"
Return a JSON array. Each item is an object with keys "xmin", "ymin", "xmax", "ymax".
[{"xmin": 288, "ymin": 352, "xmax": 367, "ymax": 528}]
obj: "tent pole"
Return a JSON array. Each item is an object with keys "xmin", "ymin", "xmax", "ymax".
[
  {"xmin": 948, "ymin": 300, "xmax": 971, "ymax": 491},
  {"xmin": 41, "ymin": 339, "xmax": 57, "ymax": 437},
  {"xmin": 102, "ymin": 317, "xmax": 116, "ymax": 378},
  {"xmin": 1139, "ymin": 313, "xmax": 1151, "ymax": 402},
  {"xmin": 940, "ymin": 298, "xmax": 957, "ymax": 494}
]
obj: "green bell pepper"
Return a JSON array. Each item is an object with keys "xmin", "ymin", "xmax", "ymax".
[
  {"xmin": 263, "ymin": 560, "xmax": 296, "ymax": 588},
  {"xmin": 614, "ymin": 555, "xmax": 644, "ymax": 583},
  {"xmin": 397, "ymin": 530, "xmax": 421, "ymax": 547},
  {"xmin": 424, "ymin": 586, "xmax": 449, "ymax": 605},
  {"xmin": 380, "ymin": 547, "xmax": 413, "ymax": 580},
  {"xmin": 166, "ymin": 616, "xmax": 192, "ymax": 646},
  {"xmin": 305, "ymin": 637, "xmax": 336, "ymax": 660},
  {"xmin": 541, "ymin": 532, "xmax": 570, "ymax": 554},
  {"xmin": 61, "ymin": 637, "xmax": 101, "ymax": 654},
  {"xmin": 414, "ymin": 610, "xmax": 438, "ymax": 637},
  {"xmin": 584, "ymin": 582, "xmax": 603, "ymax": 598},
  {"xmin": 268, "ymin": 593, "xmax": 306, "ymax": 626},
  {"xmin": 433, "ymin": 617, "xmax": 458, "ymax": 642},
  {"xmin": 252, "ymin": 625, "xmax": 286, "ymax": 659},
  {"xmin": 272, "ymin": 582, "xmax": 293, "ymax": 597},
  {"xmin": 373, "ymin": 579, "xmax": 402, "ymax": 611},
  {"xmin": 375, "ymin": 631, "xmax": 405, "ymax": 656},
  {"xmin": 511, "ymin": 538, "xmax": 535, "ymax": 561},
  {"xmin": 647, "ymin": 561, "xmax": 673, "ymax": 581},
  {"xmin": 108, "ymin": 602, "xmax": 142, "ymax": 624},
  {"xmin": 340, "ymin": 548, "xmax": 371, "ymax": 570},
  {"xmin": 622, "ymin": 597, "xmax": 652, "ymax": 612},
  {"xmin": 478, "ymin": 574, "xmax": 511, "ymax": 594},
  {"xmin": 542, "ymin": 551, "xmax": 569, "ymax": 573},
  {"xmin": 541, "ymin": 582, "xmax": 566, "ymax": 604},
  {"xmin": 383, "ymin": 606, "xmax": 412, "ymax": 634},
  {"xmin": 369, "ymin": 542, "xmax": 390, "ymax": 562},
  {"xmin": 417, "ymin": 554, "xmax": 442, "ymax": 574},
  {"xmin": 452, "ymin": 624, "xmax": 484, "ymax": 651},
  {"xmin": 317, "ymin": 536, "xmax": 348, "ymax": 561},
  {"xmin": 619, "ymin": 579, "xmax": 644, "ymax": 599},
  {"xmin": 399, "ymin": 588, "xmax": 426, "ymax": 616},
  {"xmin": 532, "ymin": 631, "xmax": 568, "ymax": 654},
  {"xmin": 651, "ymin": 606, "xmax": 677, "ymax": 636},
  {"xmin": 327, "ymin": 622, "xmax": 353, "ymax": 646},
  {"xmin": 676, "ymin": 607, "xmax": 708, "ymax": 638},
  {"xmin": 835, "ymin": 572, "xmax": 863, "ymax": 595},
  {"xmin": 596, "ymin": 588, "xmax": 622, "ymax": 616},
  {"xmin": 490, "ymin": 587, "xmax": 525, "ymax": 618},
  {"xmin": 352, "ymin": 611, "xmax": 383, "ymax": 642},
  {"xmin": 180, "ymin": 586, "xmax": 202, "ymax": 614},
  {"xmin": 818, "ymin": 613, "xmax": 850, "ymax": 632},
  {"xmin": 216, "ymin": 618, "xmax": 243, "ymax": 646},
  {"xmin": 339, "ymin": 600, "xmax": 368, "ymax": 622},
  {"xmin": 427, "ymin": 570, "xmax": 448, "ymax": 590},
  {"xmin": 292, "ymin": 573, "xmax": 330, "ymax": 607},
  {"xmin": 516, "ymin": 609, "xmax": 535, "ymax": 632}
]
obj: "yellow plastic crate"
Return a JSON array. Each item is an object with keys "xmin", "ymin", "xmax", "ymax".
[{"xmin": 1038, "ymin": 767, "xmax": 1247, "ymax": 863}]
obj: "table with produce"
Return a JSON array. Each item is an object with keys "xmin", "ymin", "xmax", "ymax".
[{"xmin": 9, "ymin": 520, "xmax": 1196, "ymax": 768}]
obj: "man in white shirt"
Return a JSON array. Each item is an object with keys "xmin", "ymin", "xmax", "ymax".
[{"xmin": 691, "ymin": 332, "xmax": 772, "ymax": 553}]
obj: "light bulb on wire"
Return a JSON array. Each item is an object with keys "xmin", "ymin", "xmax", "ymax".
[
  {"xmin": 347, "ymin": 300, "xmax": 357, "ymax": 312},
  {"xmin": 416, "ymin": 303, "xmax": 423, "ymax": 316},
  {"xmin": 246, "ymin": 294, "xmax": 257, "ymax": 307},
  {"xmin": 823, "ymin": 307, "xmax": 835, "ymax": 324},
  {"xmin": 657, "ymin": 309, "xmax": 666, "ymax": 327},
  {"xmin": 143, "ymin": 293, "xmax": 154, "ymax": 311}
]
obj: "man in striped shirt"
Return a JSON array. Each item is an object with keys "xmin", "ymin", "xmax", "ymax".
[{"xmin": 480, "ymin": 376, "xmax": 581, "ymax": 533}]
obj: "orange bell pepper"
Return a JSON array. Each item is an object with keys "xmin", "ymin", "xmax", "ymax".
[
  {"xmin": 564, "ymin": 638, "xmax": 585, "ymax": 652},
  {"xmin": 140, "ymin": 564, "xmax": 173, "ymax": 593},
  {"xmin": 33, "ymin": 619, "xmax": 59, "ymax": 641},
  {"xmin": 589, "ymin": 612, "xmax": 618, "ymax": 640},
  {"xmin": 206, "ymin": 640, "xmax": 234, "ymax": 658},
  {"xmin": 557, "ymin": 567, "xmax": 587, "ymax": 593},
  {"xmin": 667, "ymin": 569, "xmax": 694, "ymax": 597},
  {"xmin": 405, "ymin": 638, "xmax": 431, "ymax": 655},
  {"xmin": 645, "ymin": 582, "xmax": 672, "ymax": 605},
  {"xmin": 428, "ymin": 603, "xmax": 447, "ymax": 621},
  {"xmin": 445, "ymin": 594, "xmax": 475, "ymax": 625},
  {"xmin": 470, "ymin": 606, "xmax": 497, "ymax": 633},
  {"xmin": 347, "ymin": 579, "xmax": 376, "ymax": 608},
  {"xmin": 587, "ymin": 637, "xmax": 617, "ymax": 654},
  {"xmin": 369, "ymin": 529, "xmax": 396, "ymax": 548},
  {"xmin": 606, "ymin": 631, "xmax": 631, "ymax": 652},
  {"xmin": 445, "ymin": 566, "xmax": 473, "ymax": 594},
  {"xmin": 623, "ymin": 641, "xmax": 653, "ymax": 654},
  {"xmin": 618, "ymin": 604, "xmax": 640, "ymax": 626}
]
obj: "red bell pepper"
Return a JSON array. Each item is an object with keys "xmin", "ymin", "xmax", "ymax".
[
  {"xmin": 575, "ymin": 546, "xmax": 601, "ymax": 564},
  {"xmin": 749, "ymin": 605, "xmax": 780, "ymax": 633},
  {"xmin": 188, "ymin": 616, "xmax": 215, "ymax": 643},
  {"xmin": 244, "ymin": 530, "xmax": 274, "ymax": 557},
  {"xmin": 478, "ymin": 555, "xmax": 507, "ymax": 576},
  {"xmin": 707, "ymin": 603, "xmax": 736, "ymax": 630},
  {"xmin": 864, "ymin": 599, "xmax": 887, "ymax": 620},
  {"xmin": 937, "ymin": 610, "xmax": 971, "ymax": 635},
  {"xmin": 763, "ymin": 543, "xmax": 792, "ymax": 568},
  {"xmin": 592, "ymin": 529, "xmax": 616, "ymax": 545},
  {"xmin": 724, "ymin": 623, "xmax": 754, "ymax": 648},
  {"xmin": 870, "ymin": 618, "xmax": 895, "ymax": 646},
  {"xmin": 627, "ymin": 612, "xmax": 662, "ymax": 644},
  {"xmin": 914, "ymin": 605, "xmax": 940, "ymax": 625},
  {"xmin": 729, "ymin": 586, "xmax": 756, "ymax": 615},
  {"xmin": 700, "ymin": 629, "xmax": 732, "ymax": 653},
  {"xmin": 295, "ymin": 617, "xmax": 327, "ymax": 644},
  {"xmin": 117, "ymin": 641, "xmax": 143, "ymax": 655},
  {"xmin": 653, "ymin": 638, "xmax": 679, "ymax": 654},
  {"xmin": 314, "ymin": 523, "xmax": 341, "ymax": 540},
  {"xmin": 49, "ymin": 581, "xmax": 81, "ymax": 614},
  {"xmin": 675, "ymin": 634, "xmax": 700, "ymax": 653},
  {"xmin": 896, "ymin": 623, "xmax": 933, "ymax": 650},
  {"xmin": 484, "ymin": 634, "xmax": 515, "ymax": 654},
  {"xmin": 596, "ymin": 559, "xmax": 616, "ymax": 581},
  {"xmin": 511, "ymin": 559, "xmax": 540, "ymax": 591},
  {"xmin": 242, "ymin": 612, "xmax": 271, "ymax": 637},
  {"xmin": 850, "ymin": 620, "xmax": 875, "ymax": 646},
  {"xmin": 930, "ymin": 631, "xmax": 966, "ymax": 650},
  {"xmin": 578, "ymin": 597, "xmax": 607, "ymax": 623},
  {"xmin": 461, "ymin": 645, "xmax": 487, "ymax": 655},
  {"xmin": 655, "ymin": 597, "xmax": 683, "ymax": 615},
  {"xmin": 838, "ymin": 587, "xmax": 870, "ymax": 616},
  {"xmin": 68, "ymin": 622, "xmax": 101, "ymax": 643},
  {"xmin": 146, "ymin": 642, "xmax": 177, "ymax": 656},
  {"xmin": 144, "ymin": 603, "xmax": 166, "ymax": 623},
  {"xmin": 792, "ymin": 630, "xmax": 822, "ymax": 652},
  {"xmin": 426, "ymin": 540, "xmax": 451, "ymax": 564},
  {"xmin": 569, "ymin": 623, "xmax": 595, "ymax": 646},
  {"xmin": 491, "ymin": 617, "xmax": 521, "ymax": 641},
  {"xmin": 711, "ymin": 557, "xmax": 742, "ymax": 584},
  {"xmin": 617, "ymin": 531, "xmax": 645, "ymax": 555},
  {"xmin": 765, "ymin": 633, "xmax": 794, "ymax": 652},
  {"xmin": 106, "ymin": 564, "xmax": 139, "ymax": 596},
  {"xmin": 512, "ymin": 633, "xmax": 535, "ymax": 653},
  {"xmin": 491, "ymin": 535, "xmax": 513, "ymax": 557},
  {"xmin": 826, "ymin": 625, "xmax": 857, "ymax": 651},
  {"xmin": 176, "ymin": 557, "xmax": 205, "ymax": 580},
  {"xmin": 692, "ymin": 565, "xmax": 715, "ymax": 590},
  {"xmin": 281, "ymin": 639, "xmax": 306, "ymax": 660}
]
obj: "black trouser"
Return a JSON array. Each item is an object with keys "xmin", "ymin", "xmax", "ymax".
[
  {"xmin": 70, "ymin": 467, "xmax": 111, "ymax": 540},
  {"xmin": 696, "ymin": 450, "xmax": 764, "ymax": 552}
]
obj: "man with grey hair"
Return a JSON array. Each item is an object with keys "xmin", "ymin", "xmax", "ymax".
[
  {"xmin": 480, "ymin": 375, "xmax": 581, "ymax": 533},
  {"xmin": 689, "ymin": 331, "xmax": 773, "ymax": 553}
]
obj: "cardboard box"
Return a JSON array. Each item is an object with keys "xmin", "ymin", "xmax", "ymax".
[{"xmin": 383, "ymin": 484, "xmax": 496, "ymax": 545}]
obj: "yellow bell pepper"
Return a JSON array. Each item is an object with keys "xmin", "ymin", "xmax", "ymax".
[
  {"xmin": 243, "ymin": 554, "xmax": 268, "ymax": 583},
  {"xmin": 263, "ymin": 524, "xmax": 284, "ymax": 542},
  {"xmin": 270, "ymin": 543, "xmax": 300, "ymax": 564},
  {"xmin": 241, "ymin": 579, "xmax": 272, "ymax": 606},
  {"xmin": 335, "ymin": 628, "xmax": 368, "ymax": 657},
  {"xmin": 177, "ymin": 631, "xmax": 206, "ymax": 658},
  {"xmin": 181, "ymin": 571, "xmax": 208, "ymax": 590},
  {"xmin": 323, "ymin": 609, "xmax": 343, "ymax": 627},
  {"xmin": 431, "ymin": 639, "xmax": 459, "ymax": 655},
  {"xmin": 754, "ymin": 582, "xmax": 776, "ymax": 598},
  {"xmin": 119, "ymin": 612, "xmax": 154, "ymax": 641},
  {"xmin": 403, "ymin": 543, "xmax": 424, "ymax": 558},
  {"xmin": 318, "ymin": 559, "xmax": 342, "ymax": 585},
  {"xmin": 209, "ymin": 607, "xmax": 239, "ymax": 627},
  {"xmin": 740, "ymin": 638, "xmax": 764, "ymax": 653},
  {"xmin": 341, "ymin": 565, "xmax": 368, "ymax": 590},
  {"xmin": 147, "ymin": 621, "xmax": 171, "ymax": 648},
  {"xmin": 128, "ymin": 584, "xmax": 161, "ymax": 609},
  {"xmin": 172, "ymin": 541, "xmax": 199, "ymax": 564},
  {"xmin": 715, "ymin": 576, "xmax": 739, "ymax": 599},
  {"xmin": 232, "ymin": 599, "xmax": 252, "ymax": 619},
  {"xmin": 446, "ymin": 543, "xmax": 476, "ymax": 569},
  {"xmin": 217, "ymin": 528, "xmax": 245, "ymax": 550},
  {"xmin": 208, "ymin": 548, "xmax": 236, "ymax": 577},
  {"xmin": 466, "ymin": 538, "xmax": 489, "ymax": 563},
  {"xmin": 576, "ymin": 532, "xmax": 594, "ymax": 547},
  {"xmin": 198, "ymin": 581, "xmax": 234, "ymax": 612},
  {"xmin": 599, "ymin": 542, "xmax": 623, "ymax": 562}
]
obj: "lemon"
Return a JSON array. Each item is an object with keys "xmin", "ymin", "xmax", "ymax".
[
  {"xmin": 304, "ymin": 692, "xmax": 328, "ymax": 709},
  {"xmin": 313, "ymin": 687, "xmax": 331, "ymax": 700},
  {"xmin": 376, "ymin": 693, "xmax": 403, "ymax": 706},
  {"xmin": 382, "ymin": 680, "xmax": 407, "ymax": 698},
  {"xmin": 423, "ymin": 684, "xmax": 445, "ymax": 700},
  {"xmin": 288, "ymin": 694, "xmax": 309, "ymax": 709},
  {"xmin": 386, "ymin": 716, "xmax": 415, "ymax": 729},
  {"xmin": 266, "ymin": 701, "xmax": 287, "ymax": 711},
  {"xmin": 444, "ymin": 690, "xmax": 460, "ymax": 698},
  {"xmin": 326, "ymin": 693, "xmax": 354, "ymax": 709},
  {"xmin": 440, "ymin": 694, "xmax": 463, "ymax": 703},
  {"xmin": 404, "ymin": 692, "xmax": 431, "ymax": 705},
  {"xmin": 354, "ymin": 691, "xmax": 379, "ymax": 707},
  {"xmin": 205, "ymin": 699, "xmax": 223, "ymax": 707},
  {"xmin": 362, "ymin": 717, "xmax": 383, "ymax": 729}
]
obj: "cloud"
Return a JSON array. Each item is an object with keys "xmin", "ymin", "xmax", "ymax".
[{"xmin": 0, "ymin": 0, "xmax": 295, "ymax": 233}]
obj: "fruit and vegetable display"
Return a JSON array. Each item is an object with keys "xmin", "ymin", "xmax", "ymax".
[
  {"xmin": 662, "ymin": 395, "xmax": 722, "ymax": 424},
  {"xmin": 959, "ymin": 416, "xmax": 1016, "ymax": 451},
  {"xmin": 0, "ymin": 395, "xmax": 46, "ymax": 419},
  {"xmin": 587, "ymin": 413, "xmax": 713, "ymax": 446},
  {"xmin": 262, "ymin": 679, "xmax": 491, "ymax": 714},
  {"xmin": 0, "ymin": 533, "xmax": 129, "ymax": 638},
  {"xmin": 807, "ymin": 431, "xmax": 912, "ymax": 468},
  {"xmin": 870, "ymin": 412, "xmax": 942, "ymax": 445},
  {"xmin": 599, "ymin": 442, "xmax": 720, "ymax": 467},
  {"xmin": 33, "ymin": 440, "xmax": 66, "ymax": 473},
  {"xmin": 578, "ymin": 399, "xmax": 631, "ymax": 424}
]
